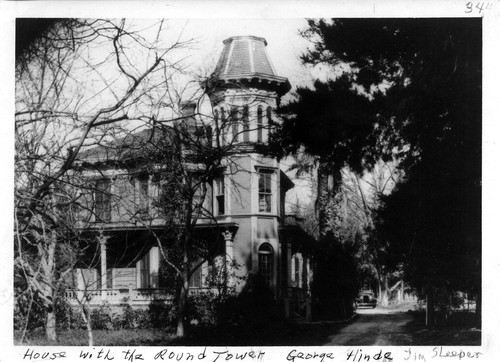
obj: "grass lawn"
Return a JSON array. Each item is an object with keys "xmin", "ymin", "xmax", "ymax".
[
  {"xmin": 15, "ymin": 329, "xmax": 179, "ymax": 346},
  {"xmin": 14, "ymin": 321, "xmax": 349, "ymax": 346},
  {"xmin": 15, "ymin": 312, "xmax": 480, "ymax": 346},
  {"xmin": 403, "ymin": 311, "xmax": 481, "ymax": 345}
]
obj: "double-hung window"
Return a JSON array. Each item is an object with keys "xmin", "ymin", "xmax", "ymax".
[
  {"xmin": 214, "ymin": 177, "xmax": 225, "ymax": 216},
  {"xmin": 95, "ymin": 179, "xmax": 111, "ymax": 222},
  {"xmin": 258, "ymin": 170, "xmax": 273, "ymax": 213},
  {"xmin": 190, "ymin": 259, "xmax": 203, "ymax": 288},
  {"xmin": 136, "ymin": 174, "xmax": 149, "ymax": 213}
]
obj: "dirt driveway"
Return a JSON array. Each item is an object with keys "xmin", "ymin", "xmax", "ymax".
[{"xmin": 323, "ymin": 307, "xmax": 414, "ymax": 345}]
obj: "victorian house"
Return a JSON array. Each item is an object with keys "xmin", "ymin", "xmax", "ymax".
[{"xmin": 66, "ymin": 36, "xmax": 314, "ymax": 320}]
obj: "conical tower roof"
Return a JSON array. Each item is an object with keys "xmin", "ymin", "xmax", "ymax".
[{"xmin": 208, "ymin": 36, "xmax": 291, "ymax": 96}]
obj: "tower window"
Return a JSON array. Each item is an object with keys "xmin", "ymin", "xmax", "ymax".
[
  {"xmin": 214, "ymin": 109, "xmax": 219, "ymax": 125},
  {"xmin": 258, "ymin": 170, "xmax": 273, "ymax": 213},
  {"xmin": 257, "ymin": 106, "xmax": 263, "ymax": 142},
  {"xmin": 220, "ymin": 108, "xmax": 226, "ymax": 145},
  {"xmin": 231, "ymin": 106, "xmax": 239, "ymax": 142},
  {"xmin": 213, "ymin": 109, "xmax": 219, "ymax": 145},
  {"xmin": 258, "ymin": 243, "xmax": 274, "ymax": 287},
  {"xmin": 242, "ymin": 105, "xmax": 249, "ymax": 142}
]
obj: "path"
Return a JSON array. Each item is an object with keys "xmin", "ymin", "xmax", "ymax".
[{"xmin": 323, "ymin": 307, "xmax": 414, "ymax": 345}]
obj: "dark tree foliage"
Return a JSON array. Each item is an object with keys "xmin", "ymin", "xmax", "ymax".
[
  {"xmin": 311, "ymin": 233, "xmax": 359, "ymax": 320},
  {"xmin": 278, "ymin": 18, "xmax": 481, "ymax": 319},
  {"xmin": 277, "ymin": 75, "xmax": 378, "ymax": 174},
  {"xmin": 275, "ymin": 75, "xmax": 379, "ymax": 239}
]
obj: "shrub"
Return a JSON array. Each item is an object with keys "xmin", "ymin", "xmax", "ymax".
[
  {"xmin": 134, "ymin": 309, "xmax": 152, "ymax": 329},
  {"xmin": 119, "ymin": 302, "xmax": 136, "ymax": 329},
  {"xmin": 14, "ymin": 292, "xmax": 46, "ymax": 332},
  {"xmin": 90, "ymin": 302, "xmax": 114, "ymax": 330},
  {"xmin": 187, "ymin": 292, "xmax": 217, "ymax": 326},
  {"xmin": 55, "ymin": 297, "xmax": 85, "ymax": 330},
  {"xmin": 215, "ymin": 274, "xmax": 281, "ymax": 329},
  {"xmin": 312, "ymin": 233, "xmax": 359, "ymax": 320},
  {"xmin": 148, "ymin": 301, "xmax": 175, "ymax": 329}
]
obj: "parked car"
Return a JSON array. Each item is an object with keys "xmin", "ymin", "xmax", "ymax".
[{"xmin": 355, "ymin": 290, "xmax": 377, "ymax": 308}]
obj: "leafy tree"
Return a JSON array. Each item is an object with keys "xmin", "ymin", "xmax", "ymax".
[
  {"xmin": 277, "ymin": 75, "xmax": 378, "ymax": 237},
  {"xmin": 286, "ymin": 18, "xmax": 481, "ymax": 322},
  {"xmin": 340, "ymin": 162, "xmax": 400, "ymax": 306}
]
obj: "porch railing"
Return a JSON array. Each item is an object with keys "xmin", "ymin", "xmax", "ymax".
[
  {"xmin": 64, "ymin": 288, "xmax": 173, "ymax": 305},
  {"xmin": 278, "ymin": 287, "xmax": 311, "ymax": 319}
]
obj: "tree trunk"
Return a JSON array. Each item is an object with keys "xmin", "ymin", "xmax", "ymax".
[
  {"xmin": 475, "ymin": 290, "xmax": 481, "ymax": 327},
  {"xmin": 46, "ymin": 311, "xmax": 57, "ymax": 342},
  {"xmin": 176, "ymin": 277, "xmax": 189, "ymax": 337},
  {"xmin": 317, "ymin": 162, "xmax": 342, "ymax": 238},
  {"xmin": 379, "ymin": 275, "xmax": 389, "ymax": 307},
  {"xmin": 374, "ymin": 265, "xmax": 389, "ymax": 307},
  {"xmin": 40, "ymin": 232, "xmax": 57, "ymax": 342},
  {"xmin": 176, "ymin": 238, "xmax": 190, "ymax": 338},
  {"xmin": 80, "ymin": 306, "xmax": 93, "ymax": 346},
  {"xmin": 427, "ymin": 289, "xmax": 435, "ymax": 326}
]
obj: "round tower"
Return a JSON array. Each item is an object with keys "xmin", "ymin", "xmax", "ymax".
[{"xmin": 206, "ymin": 36, "xmax": 293, "ymax": 294}]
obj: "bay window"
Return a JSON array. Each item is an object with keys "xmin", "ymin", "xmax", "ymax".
[{"xmin": 258, "ymin": 170, "xmax": 273, "ymax": 213}]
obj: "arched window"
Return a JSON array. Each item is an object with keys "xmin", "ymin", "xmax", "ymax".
[
  {"xmin": 231, "ymin": 106, "xmax": 239, "ymax": 142},
  {"xmin": 214, "ymin": 109, "xmax": 219, "ymax": 125},
  {"xmin": 257, "ymin": 106, "xmax": 263, "ymax": 142},
  {"xmin": 266, "ymin": 106, "xmax": 272, "ymax": 125},
  {"xmin": 213, "ymin": 109, "xmax": 219, "ymax": 145},
  {"xmin": 242, "ymin": 105, "xmax": 249, "ymax": 142},
  {"xmin": 220, "ymin": 108, "xmax": 226, "ymax": 124},
  {"xmin": 258, "ymin": 243, "xmax": 274, "ymax": 286},
  {"xmin": 220, "ymin": 108, "xmax": 226, "ymax": 145}
]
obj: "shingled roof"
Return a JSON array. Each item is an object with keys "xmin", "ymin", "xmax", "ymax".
[{"xmin": 208, "ymin": 36, "xmax": 291, "ymax": 96}]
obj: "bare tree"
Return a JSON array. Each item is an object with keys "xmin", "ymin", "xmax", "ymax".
[
  {"xmin": 14, "ymin": 18, "xmax": 194, "ymax": 342},
  {"xmin": 340, "ymin": 160, "xmax": 400, "ymax": 306}
]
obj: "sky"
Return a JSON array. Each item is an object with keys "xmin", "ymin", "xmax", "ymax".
[
  {"xmin": 169, "ymin": 18, "xmax": 316, "ymax": 90},
  {"xmin": 153, "ymin": 18, "xmax": 323, "ymax": 102}
]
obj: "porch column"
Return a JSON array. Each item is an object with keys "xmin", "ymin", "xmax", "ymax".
[
  {"xmin": 222, "ymin": 229, "xmax": 234, "ymax": 287},
  {"xmin": 99, "ymin": 233, "xmax": 109, "ymax": 299},
  {"xmin": 284, "ymin": 243, "xmax": 292, "ymax": 318}
]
